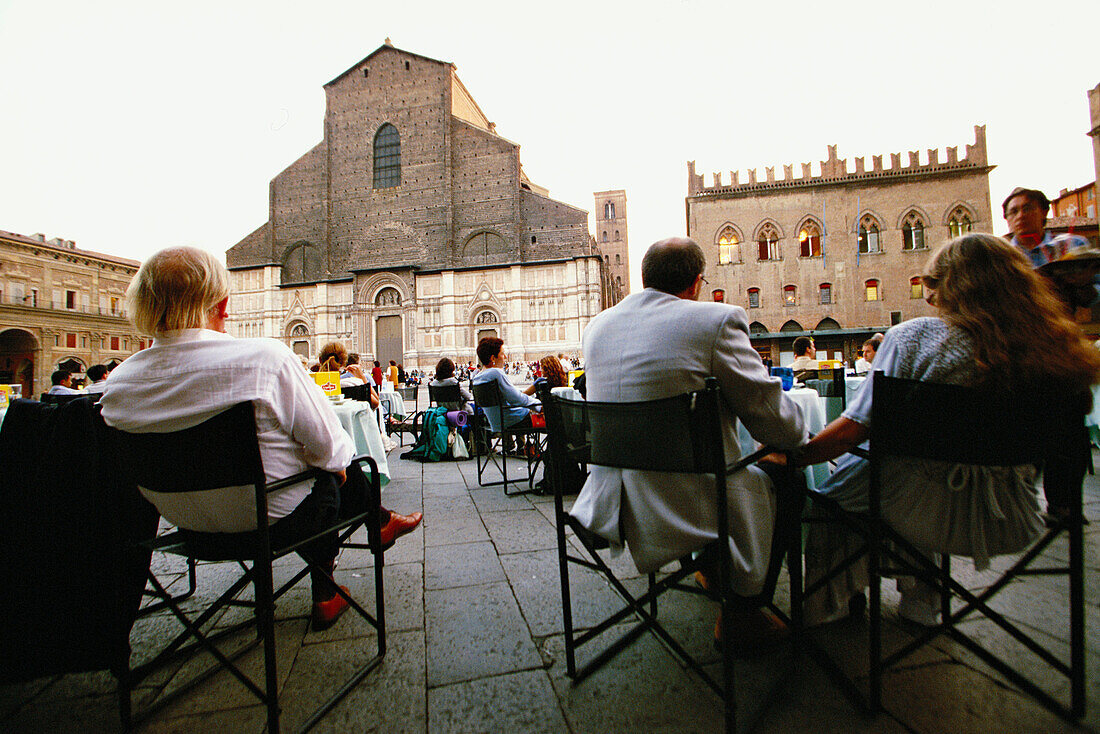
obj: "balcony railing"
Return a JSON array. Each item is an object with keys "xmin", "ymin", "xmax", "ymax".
[{"xmin": 0, "ymin": 294, "xmax": 127, "ymax": 318}]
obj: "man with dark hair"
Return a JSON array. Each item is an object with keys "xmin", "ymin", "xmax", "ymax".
[
  {"xmin": 1003, "ymin": 186, "xmax": 1100, "ymax": 312},
  {"xmin": 471, "ymin": 336, "xmax": 538, "ymax": 434},
  {"xmin": 790, "ymin": 336, "xmax": 818, "ymax": 372},
  {"xmin": 572, "ymin": 236, "xmax": 807, "ymax": 651},
  {"xmin": 84, "ymin": 364, "xmax": 110, "ymax": 395},
  {"xmin": 854, "ymin": 335, "xmax": 883, "ymax": 374},
  {"xmin": 48, "ymin": 369, "xmax": 80, "ymax": 395}
]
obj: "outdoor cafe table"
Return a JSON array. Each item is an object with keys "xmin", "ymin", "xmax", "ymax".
[
  {"xmin": 331, "ymin": 399, "xmax": 391, "ymax": 488},
  {"xmin": 737, "ymin": 386, "xmax": 829, "ymax": 491},
  {"xmin": 377, "ymin": 389, "xmax": 406, "ymax": 420}
]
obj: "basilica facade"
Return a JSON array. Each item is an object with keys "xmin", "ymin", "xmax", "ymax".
[{"xmin": 226, "ymin": 42, "xmax": 609, "ymax": 369}]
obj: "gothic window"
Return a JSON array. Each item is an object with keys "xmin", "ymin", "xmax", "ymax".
[
  {"xmin": 374, "ymin": 287, "xmax": 401, "ymax": 307},
  {"xmin": 475, "ymin": 311, "xmax": 498, "ymax": 324},
  {"xmin": 717, "ymin": 226, "xmax": 740, "ymax": 265},
  {"xmin": 783, "ymin": 285, "xmax": 797, "ymax": 305},
  {"xmin": 373, "ymin": 123, "xmax": 401, "ymax": 188},
  {"xmin": 865, "ymin": 278, "xmax": 881, "ymax": 301},
  {"xmin": 601, "ymin": 231, "xmax": 608, "ymax": 242},
  {"xmin": 615, "ymin": 254, "xmax": 621, "ymax": 265},
  {"xmin": 947, "ymin": 207, "xmax": 973, "ymax": 237},
  {"xmin": 858, "ymin": 215, "xmax": 881, "ymax": 254},
  {"xmin": 463, "ymin": 231, "xmax": 507, "ymax": 257},
  {"xmin": 901, "ymin": 211, "xmax": 926, "ymax": 250},
  {"xmin": 798, "ymin": 221, "xmax": 822, "ymax": 258},
  {"xmin": 281, "ymin": 242, "xmax": 324, "ymax": 284},
  {"xmin": 819, "ymin": 283, "xmax": 832, "ymax": 304},
  {"xmin": 749, "ymin": 321, "xmax": 768, "ymax": 334},
  {"xmin": 290, "ymin": 323, "xmax": 308, "ymax": 337},
  {"xmin": 756, "ymin": 223, "xmax": 780, "ymax": 261},
  {"xmin": 747, "ymin": 287, "xmax": 761, "ymax": 308},
  {"xmin": 910, "ymin": 276, "xmax": 924, "ymax": 299},
  {"xmin": 604, "ymin": 202, "xmax": 615, "ymax": 220},
  {"xmin": 614, "ymin": 230, "xmax": 620, "ymax": 241}
]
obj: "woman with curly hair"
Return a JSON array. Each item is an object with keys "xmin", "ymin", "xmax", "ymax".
[
  {"xmin": 319, "ymin": 341, "xmax": 378, "ymax": 409},
  {"xmin": 524, "ymin": 355, "xmax": 568, "ymax": 395},
  {"xmin": 791, "ymin": 233, "xmax": 1100, "ymax": 625}
]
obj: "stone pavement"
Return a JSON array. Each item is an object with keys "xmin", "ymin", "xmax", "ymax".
[{"xmin": 3, "ymin": 436, "xmax": 1100, "ymax": 733}]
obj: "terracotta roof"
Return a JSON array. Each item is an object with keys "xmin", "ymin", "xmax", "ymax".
[{"xmin": 0, "ymin": 229, "xmax": 140, "ymax": 268}]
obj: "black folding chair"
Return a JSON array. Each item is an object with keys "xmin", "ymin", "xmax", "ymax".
[
  {"xmin": 40, "ymin": 392, "xmax": 82, "ymax": 405},
  {"xmin": 800, "ymin": 373, "xmax": 1088, "ymax": 720},
  {"xmin": 470, "ymin": 380, "xmax": 542, "ymax": 495},
  {"xmin": 385, "ymin": 385, "xmax": 420, "ymax": 446},
  {"xmin": 539, "ymin": 378, "xmax": 801, "ymax": 733},
  {"xmin": 107, "ymin": 402, "xmax": 387, "ymax": 734}
]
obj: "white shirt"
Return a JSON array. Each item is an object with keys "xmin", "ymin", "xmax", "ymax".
[
  {"xmin": 789, "ymin": 355, "xmax": 819, "ymax": 371},
  {"xmin": 47, "ymin": 384, "xmax": 81, "ymax": 395},
  {"xmin": 100, "ymin": 329, "xmax": 354, "ymax": 531},
  {"xmin": 84, "ymin": 380, "xmax": 108, "ymax": 395}
]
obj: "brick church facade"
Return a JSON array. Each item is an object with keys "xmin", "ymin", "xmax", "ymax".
[
  {"xmin": 686, "ymin": 126, "xmax": 994, "ymax": 365},
  {"xmin": 226, "ymin": 41, "xmax": 609, "ymax": 368}
]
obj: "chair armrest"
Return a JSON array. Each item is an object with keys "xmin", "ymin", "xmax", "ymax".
[{"xmin": 265, "ymin": 467, "xmax": 325, "ymax": 493}]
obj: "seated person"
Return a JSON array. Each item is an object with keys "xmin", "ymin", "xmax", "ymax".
[
  {"xmin": 83, "ymin": 364, "xmax": 110, "ymax": 395},
  {"xmin": 787, "ymin": 234, "xmax": 1100, "ymax": 625},
  {"xmin": 524, "ymin": 355, "xmax": 568, "ymax": 396},
  {"xmin": 429, "ymin": 357, "xmax": 474, "ymax": 412},
  {"xmin": 100, "ymin": 247, "xmax": 422, "ymax": 631},
  {"xmin": 471, "ymin": 336, "xmax": 540, "ymax": 435},
  {"xmin": 319, "ymin": 341, "xmax": 380, "ymax": 410},
  {"xmin": 47, "ymin": 369, "xmax": 81, "ymax": 396},
  {"xmin": 789, "ymin": 336, "xmax": 819, "ymax": 373},
  {"xmin": 853, "ymin": 334, "xmax": 883, "ymax": 375}
]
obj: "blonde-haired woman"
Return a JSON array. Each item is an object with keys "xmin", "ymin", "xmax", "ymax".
[{"xmin": 791, "ymin": 233, "xmax": 1100, "ymax": 624}]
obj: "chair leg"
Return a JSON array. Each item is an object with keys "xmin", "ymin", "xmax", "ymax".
[
  {"xmin": 253, "ymin": 558, "xmax": 280, "ymax": 733},
  {"xmin": 868, "ymin": 522, "xmax": 882, "ymax": 712},
  {"xmin": 1070, "ymin": 513, "xmax": 1086, "ymax": 718}
]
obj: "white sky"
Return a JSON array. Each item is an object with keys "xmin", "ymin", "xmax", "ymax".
[{"xmin": 1, "ymin": 0, "xmax": 1098, "ymax": 291}]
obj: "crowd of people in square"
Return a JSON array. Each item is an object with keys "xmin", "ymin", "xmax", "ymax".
[{"xmin": 26, "ymin": 183, "xmax": 1099, "ymax": 653}]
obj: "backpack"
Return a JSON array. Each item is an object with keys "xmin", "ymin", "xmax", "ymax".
[{"xmin": 401, "ymin": 406, "xmax": 449, "ymax": 462}]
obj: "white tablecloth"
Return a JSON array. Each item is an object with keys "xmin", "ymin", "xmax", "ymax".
[
  {"xmin": 331, "ymin": 400, "xmax": 391, "ymax": 487},
  {"xmin": 737, "ymin": 386, "xmax": 828, "ymax": 491},
  {"xmin": 378, "ymin": 391, "xmax": 406, "ymax": 418}
]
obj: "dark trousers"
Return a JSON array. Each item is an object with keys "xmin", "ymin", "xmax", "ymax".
[
  {"xmin": 267, "ymin": 461, "xmax": 384, "ymax": 598},
  {"xmin": 1043, "ymin": 428, "xmax": 1090, "ymax": 512}
]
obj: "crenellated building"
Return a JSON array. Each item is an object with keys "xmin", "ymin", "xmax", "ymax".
[
  {"xmin": 685, "ymin": 126, "xmax": 994, "ymax": 365},
  {"xmin": 593, "ymin": 189, "xmax": 630, "ymax": 302},
  {"xmin": 226, "ymin": 41, "xmax": 610, "ymax": 368}
]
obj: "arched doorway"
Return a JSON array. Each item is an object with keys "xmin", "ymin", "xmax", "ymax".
[
  {"xmin": 474, "ymin": 310, "xmax": 499, "ymax": 345},
  {"xmin": 373, "ymin": 287, "xmax": 404, "ymax": 367},
  {"xmin": 289, "ymin": 323, "xmax": 310, "ymax": 359},
  {"xmin": 0, "ymin": 328, "xmax": 37, "ymax": 397}
]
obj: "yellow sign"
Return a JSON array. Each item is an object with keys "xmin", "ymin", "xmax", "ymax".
[
  {"xmin": 313, "ymin": 371, "xmax": 341, "ymax": 398},
  {"xmin": 0, "ymin": 385, "xmax": 8, "ymax": 409}
]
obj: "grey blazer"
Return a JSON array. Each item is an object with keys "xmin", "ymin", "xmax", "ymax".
[{"xmin": 570, "ymin": 288, "xmax": 807, "ymax": 594}]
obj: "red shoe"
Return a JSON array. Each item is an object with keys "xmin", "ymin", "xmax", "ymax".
[
  {"xmin": 379, "ymin": 511, "xmax": 423, "ymax": 546},
  {"xmin": 311, "ymin": 586, "xmax": 350, "ymax": 631},
  {"xmin": 714, "ymin": 607, "xmax": 789, "ymax": 657}
]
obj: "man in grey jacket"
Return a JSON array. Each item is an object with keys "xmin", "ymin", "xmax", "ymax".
[{"xmin": 571, "ymin": 237, "xmax": 807, "ymax": 649}]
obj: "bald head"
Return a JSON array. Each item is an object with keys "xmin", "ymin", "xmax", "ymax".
[{"xmin": 641, "ymin": 237, "xmax": 706, "ymax": 295}]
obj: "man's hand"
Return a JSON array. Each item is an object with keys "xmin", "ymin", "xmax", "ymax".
[{"xmin": 758, "ymin": 452, "xmax": 788, "ymax": 466}]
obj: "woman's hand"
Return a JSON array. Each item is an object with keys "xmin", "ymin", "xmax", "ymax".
[{"xmin": 346, "ymin": 364, "xmax": 366, "ymax": 381}]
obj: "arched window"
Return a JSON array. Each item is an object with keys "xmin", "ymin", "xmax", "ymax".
[
  {"xmin": 463, "ymin": 231, "xmax": 507, "ymax": 257},
  {"xmin": 373, "ymin": 123, "xmax": 401, "ymax": 188},
  {"xmin": 815, "ymin": 317, "xmax": 841, "ymax": 330},
  {"xmin": 604, "ymin": 255, "xmax": 609, "ymax": 264},
  {"xmin": 614, "ymin": 230, "xmax": 620, "ymax": 241},
  {"xmin": 783, "ymin": 285, "xmax": 797, "ymax": 305},
  {"xmin": 604, "ymin": 202, "xmax": 615, "ymax": 220},
  {"xmin": 616, "ymin": 276, "xmax": 623, "ymax": 290},
  {"xmin": 865, "ymin": 278, "xmax": 880, "ymax": 301},
  {"xmin": 717, "ymin": 226, "xmax": 740, "ymax": 265},
  {"xmin": 601, "ymin": 231, "xmax": 608, "ymax": 242},
  {"xmin": 712, "ymin": 289, "xmax": 725, "ymax": 302},
  {"xmin": 947, "ymin": 207, "xmax": 973, "ymax": 237},
  {"xmin": 615, "ymin": 254, "xmax": 621, "ymax": 265},
  {"xmin": 910, "ymin": 276, "xmax": 924, "ymax": 299},
  {"xmin": 281, "ymin": 242, "xmax": 324, "ymax": 284},
  {"xmin": 475, "ymin": 311, "xmax": 498, "ymax": 324},
  {"xmin": 290, "ymin": 323, "xmax": 308, "ymax": 337},
  {"xmin": 757, "ymin": 223, "xmax": 780, "ymax": 261},
  {"xmin": 780, "ymin": 320, "xmax": 803, "ymax": 333},
  {"xmin": 374, "ymin": 287, "xmax": 401, "ymax": 307},
  {"xmin": 747, "ymin": 287, "xmax": 761, "ymax": 308},
  {"xmin": 798, "ymin": 221, "xmax": 822, "ymax": 258},
  {"xmin": 819, "ymin": 283, "xmax": 832, "ymax": 304},
  {"xmin": 858, "ymin": 215, "xmax": 881, "ymax": 254},
  {"xmin": 749, "ymin": 321, "xmax": 768, "ymax": 334},
  {"xmin": 901, "ymin": 211, "xmax": 926, "ymax": 250}
]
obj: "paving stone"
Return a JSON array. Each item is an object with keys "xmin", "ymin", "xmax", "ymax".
[
  {"xmin": 138, "ymin": 705, "xmax": 267, "ymax": 733},
  {"xmin": 279, "ymin": 630, "xmax": 426, "ymax": 734},
  {"xmin": 305, "ymin": 561, "xmax": 423, "ymax": 643},
  {"xmin": 0, "ymin": 677, "xmax": 53, "ymax": 721},
  {"xmin": 425, "ymin": 493, "xmax": 477, "ymax": 514},
  {"xmin": 425, "ymin": 509, "xmax": 489, "ymax": 548},
  {"xmin": 881, "ymin": 660, "xmax": 1075, "ymax": 733},
  {"xmin": 482, "ymin": 509, "xmax": 558, "ymax": 554},
  {"xmin": 468, "ymin": 486, "xmax": 535, "ymax": 514},
  {"xmin": 500, "ymin": 549, "xmax": 625, "ymax": 638},
  {"xmin": 1, "ymin": 691, "xmax": 120, "ymax": 734},
  {"xmin": 426, "ymin": 582, "xmax": 543, "ymax": 687},
  {"xmin": 423, "ymin": 481, "xmax": 475, "ymax": 498},
  {"xmin": 426, "ymin": 540, "xmax": 506, "ymax": 590},
  {"xmin": 428, "ymin": 669, "xmax": 568, "ymax": 733}
]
